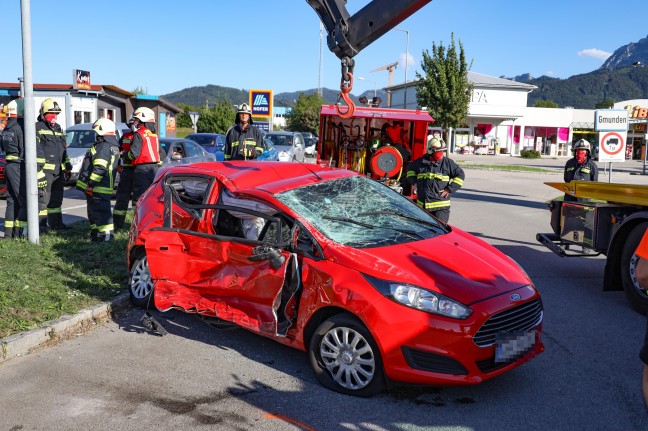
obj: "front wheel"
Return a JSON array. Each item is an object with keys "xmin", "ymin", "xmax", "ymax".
[
  {"xmin": 129, "ymin": 251, "xmax": 154, "ymax": 308},
  {"xmin": 308, "ymin": 314, "xmax": 385, "ymax": 397},
  {"xmin": 620, "ymin": 222, "xmax": 648, "ymax": 314}
]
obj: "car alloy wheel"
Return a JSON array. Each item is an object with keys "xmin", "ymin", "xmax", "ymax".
[
  {"xmin": 130, "ymin": 253, "xmax": 154, "ymax": 308},
  {"xmin": 309, "ymin": 314, "xmax": 385, "ymax": 397}
]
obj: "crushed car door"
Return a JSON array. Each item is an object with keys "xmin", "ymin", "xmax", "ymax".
[{"xmin": 145, "ymin": 229, "xmax": 291, "ymax": 335}]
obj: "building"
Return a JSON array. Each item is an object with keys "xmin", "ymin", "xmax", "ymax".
[{"xmin": 387, "ymin": 72, "xmax": 648, "ymax": 158}]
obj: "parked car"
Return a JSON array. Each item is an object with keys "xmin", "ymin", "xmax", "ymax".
[
  {"xmin": 127, "ymin": 161, "xmax": 544, "ymax": 397},
  {"xmin": 256, "ymin": 138, "xmax": 279, "ymax": 161},
  {"xmin": 303, "ymin": 136, "xmax": 317, "ymax": 157},
  {"xmin": 65, "ymin": 122, "xmax": 130, "ymax": 184},
  {"xmin": 159, "ymin": 138, "xmax": 217, "ymax": 166},
  {"xmin": 0, "ymin": 151, "xmax": 6, "ymax": 198},
  {"xmin": 264, "ymin": 131, "xmax": 306, "ymax": 162},
  {"xmin": 185, "ymin": 133, "xmax": 225, "ymax": 161}
]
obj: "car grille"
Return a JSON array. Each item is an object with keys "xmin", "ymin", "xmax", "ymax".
[
  {"xmin": 473, "ymin": 299, "xmax": 543, "ymax": 347},
  {"xmin": 402, "ymin": 347, "xmax": 468, "ymax": 375}
]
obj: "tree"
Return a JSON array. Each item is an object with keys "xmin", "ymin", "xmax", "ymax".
[
  {"xmin": 131, "ymin": 86, "xmax": 148, "ymax": 95},
  {"xmin": 534, "ymin": 99, "xmax": 559, "ymax": 108},
  {"xmin": 595, "ymin": 99, "xmax": 615, "ymax": 109},
  {"xmin": 196, "ymin": 99, "xmax": 236, "ymax": 133},
  {"xmin": 415, "ymin": 33, "xmax": 472, "ymax": 154},
  {"xmin": 286, "ymin": 92, "xmax": 325, "ymax": 134}
]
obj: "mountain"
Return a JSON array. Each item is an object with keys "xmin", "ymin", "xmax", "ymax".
[{"xmin": 601, "ymin": 36, "xmax": 648, "ymax": 70}]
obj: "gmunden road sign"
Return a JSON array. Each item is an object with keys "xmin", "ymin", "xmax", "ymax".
[
  {"xmin": 595, "ymin": 109, "xmax": 629, "ymax": 132},
  {"xmin": 598, "ymin": 131, "xmax": 627, "ymax": 163}
]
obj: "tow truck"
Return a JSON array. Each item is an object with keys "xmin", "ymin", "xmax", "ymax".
[
  {"xmin": 537, "ymin": 181, "xmax": 648, "ymax": 314},
  {"xmin": 307, "ymin": 0, "xmax": 434, "ymax": 195}
]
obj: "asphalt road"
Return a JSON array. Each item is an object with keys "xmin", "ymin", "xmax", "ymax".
[{"xmin": 0, "ymin": 161, "xmax": 647, "ymax": 430}]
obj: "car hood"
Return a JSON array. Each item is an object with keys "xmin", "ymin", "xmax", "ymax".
[
  {"xmin": 66, "ymin": 148, "xmax": 88, "ymax": 158},
  {"xmin": 325, "ymin": 227, "xmax": 531, "ymax": 305}
]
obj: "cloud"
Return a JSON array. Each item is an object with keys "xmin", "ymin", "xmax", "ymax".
[
  {"xmin": 400, "ymin": 52, "xmax": 415, "ymax": 67},
  {"xmin": 577, "ymin": 48, "xmax": 612, "ymax": 60},
  {"xmin": 545, "ymin": 70, "xmax": 555, "ymax": 76}
]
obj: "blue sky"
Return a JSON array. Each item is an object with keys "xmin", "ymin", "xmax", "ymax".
[{"xmin": 4, "ymin": 1, "xmax": 648, "ymax": 98}]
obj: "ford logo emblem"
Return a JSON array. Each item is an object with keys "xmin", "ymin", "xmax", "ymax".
[{"xmin": 510, "ymin": 294, "xmax": 521, "ymax": 301}]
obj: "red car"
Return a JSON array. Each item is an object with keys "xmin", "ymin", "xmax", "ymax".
[{"xmin": 127, "ymin": 161, "xmax": 544, "ymax": 396}]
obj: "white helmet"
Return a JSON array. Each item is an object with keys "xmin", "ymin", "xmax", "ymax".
[
  {"xmin": 573, "ymin": 139, "xmax": 591, "ymax": 153},
  {"xmin": 133, "ymin": 107, "xmax": 156, "ymax": 123},
  {"xmin": 7, "ymin": 99, "xmax": 24, "ymax": 117},
  {"xmin": 236, "ymin": 103, "xmax": 253, "ymax": 124},
  {"xmin": 426, "ymin": 136, "xmax": 447, "ymax": 154},
  {"xmin": 92, "ymin": 118, "xmax": 116, "ymax": 136}
]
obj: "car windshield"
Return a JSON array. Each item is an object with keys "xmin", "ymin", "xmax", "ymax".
[
  {"xmin": 66, "ymin": 130, "xmax": 96, "ymax": 148},
  {"xmin": 189, "ymin": 135, "xmax": 218, "ymax": 147},
  {"xmin": 160, "ymin": 140, "xmax": 172, "ymax": 153},
  {"xmin": 267, "ymin": 134, "xmax": 293, "ymax": 146},
  {"xmin": 276, "ymin": 175, "xmax": 447, "ymax": 248}
]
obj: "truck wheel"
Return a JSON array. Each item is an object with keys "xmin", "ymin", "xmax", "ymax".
[{"xmin": 620, "ymin": 222, "xmax": 648, "ymax": 314}]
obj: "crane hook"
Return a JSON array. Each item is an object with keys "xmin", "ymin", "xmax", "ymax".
[{"xmin": 336, "ymin": 57, "xmax": 356, "ymax": 119}]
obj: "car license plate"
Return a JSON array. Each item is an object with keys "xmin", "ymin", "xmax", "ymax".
[{"xmin": 495, "ymin": 330, "xmax": 536, "ymax": 363}]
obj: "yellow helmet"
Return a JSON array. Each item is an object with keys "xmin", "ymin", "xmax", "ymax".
[
  {"xmin": 40, "ymin": 98, "xmax": 61, "ymax": 115},
  {"xmin": 426, "ymin": 136, "xmax": 447, "ymax": 154},
  {"xmin": 92, "ymin": 118, "xmax": 116, "ymax": 136},
  {"xmin": 133, "ymin": 107, "xmax": 155, "ymax": 123},
  {"xmin": 7, "ymin": 99, "xmax": 24, "ymax": 117}
]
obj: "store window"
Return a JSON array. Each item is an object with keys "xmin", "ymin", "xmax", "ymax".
[
  {"xmin": 74, "ymin": 111, "xmax": 91, "ymax": 125},
  {"xmin": 98, "ymin": 108, "xmax": 115, "ymax": 121}
]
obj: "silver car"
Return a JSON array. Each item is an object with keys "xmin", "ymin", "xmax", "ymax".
[
  {"xmin": 264, "ymin": 132, "xmax": 306, "ymax": 162},
  {"xmin": 159, "ymin": 138, "xmax": 217, "ymax": 165}
]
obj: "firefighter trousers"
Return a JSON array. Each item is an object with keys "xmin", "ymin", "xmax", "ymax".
[
  {"xmin": 132, "ymin": 164, "xmax": 159, "ymax": 205},
  {"xmin": 46, "ymin": 171, "xmax": 66, "ymax": 229},
  {"xmin": 3, "ymin": 162, "xmax": 27, "ymax": 238},
  {"xmin": 113, "ymin": 167, "xmax": 134, "ymax": 229},
  {"xmin": 86, "ymin": 192, "xmax": 114, "ymax": 241},
  {"xmin": 429, "ymin": 207, "xmax": 450, "ymax": 224}
]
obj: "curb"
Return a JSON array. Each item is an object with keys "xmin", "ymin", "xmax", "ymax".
[{"xmin": 0, "ymin": 293, "xmax": 131, "ymax": 364}]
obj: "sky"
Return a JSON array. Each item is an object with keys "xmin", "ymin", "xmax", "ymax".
[{"xmin": 4, "ymin": 0, "xmax": 648, "ymax": 99}]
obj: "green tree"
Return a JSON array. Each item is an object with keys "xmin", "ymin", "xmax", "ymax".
[
  {"xmin": 286, "ymin": 93, "xmax": 325, "ymax": 134},
  {"xmin": 415, "ymin": 33, "xmax": 472, "ymax": 152},
  {"xmin": 176, "ymin": 103, "xmax": 197, "ymax": 128},
  {"xmin": 196, "ymin": 99, "xmax": 236, "ymax": 133},
  {"xmin": 131, "ymin": 86, "xmax": 148, "ymax": 95},
  {"xmin": 595, "ymin": 99, "xmax": 615, "ymax": 109},
  {"xmin": 534, "ymin": 99, "xmax": 559, "ymax": 108}
]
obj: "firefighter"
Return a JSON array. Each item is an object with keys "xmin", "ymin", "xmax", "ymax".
[
  {"xmin": 122, "ymin": 107, "xmax": 161, "ymax": 204},
  {"xmin": 1, "ymin": 100, "xmax": 26, "ymax": 238},
  {"xmin": 224, "ymin": 103, "xmax": 264, "ymax": 160},
  {"xmin": 406, "ymin": 136, "xmax": 465, "ymax": 223},
  {"xmin": 36, "ymin": 98, "xmax": 72, "ymax": 231},
  {"xmin": 76, "ymin": 118, "xmax": 120, "ymax": 241},
  {"xmin": 563, "ymin": 139, "xmax": 598, "ymax": 202},
  {"xmin": 112, "ymin": 116, "xmax": 135, "ymax": 229}
]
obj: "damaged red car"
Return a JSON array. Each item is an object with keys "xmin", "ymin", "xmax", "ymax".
[{"xmin": 127, "ymin": 161, "xmax": 544, "ymax": 396}]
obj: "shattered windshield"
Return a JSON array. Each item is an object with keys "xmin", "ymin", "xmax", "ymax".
[{"xmin": 276, "ymin": 175, "xmax": 448, "ymax": 248}]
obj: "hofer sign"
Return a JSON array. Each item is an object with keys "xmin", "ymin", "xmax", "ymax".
[{"xmin": 249, "ymin": 89, "xmax": 273, "ymax": 117}]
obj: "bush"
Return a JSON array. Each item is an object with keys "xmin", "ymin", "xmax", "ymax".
[{"xmin": 520, "ymin": 149, "xmax": 541, "ymax": 158}]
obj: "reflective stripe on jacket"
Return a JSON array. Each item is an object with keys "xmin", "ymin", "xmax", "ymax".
[
  {"xmin": 128, "ymin": 127, "xmax": 160, "ymax": 165},
  {"xmin": 406, "ymin": 155, "xmax": 465, "ymax": 208}
]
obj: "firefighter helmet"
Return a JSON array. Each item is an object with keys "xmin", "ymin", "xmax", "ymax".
[
  {"xmin": 133, "ymin": 107, "xmax": 156, "ymax": 123},
  {"xmin": 92, "ymin": 118, "xmax": 116, "ymax": 136},
  {"xmin": 426, "ymin": 136, "xmax": 447, "ymax": 154},
  {"xmin": 40, "ymin": 98, "xmax": 61, "ymax": 115},
  {"xmin": 236, "ymin": 103, "xmax": 253, "ymax": 124},
  {"xmin": 7, "ymin": 99, "xmax": 24, "ymax": 117},
  {"xmin": 573, "ymin": 139, "xmax": 591, "ymax": 153}
]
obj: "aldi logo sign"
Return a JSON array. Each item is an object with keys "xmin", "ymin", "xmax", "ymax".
[{"xmin": 249, "ymin": 89, "xmax": 273, "ymax": 117}]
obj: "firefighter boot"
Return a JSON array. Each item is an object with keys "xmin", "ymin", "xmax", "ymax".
[
  {"xmin": 90, "ymin": 229, "xmax": 99, "ymax": 242},
  {"xmin": 39, "ymin": 220, "xmax": 49, "ymax": 234},
  {"xmin": 96, "ymin": 231, "xmax": 114, "ymax": 242},
  {"xmin": 113, "ymin": 214, "xmax": 125, "ymax": 230},
  {"xmin": 48, "ymin": 213, "xmax": 68, "ymax": 230},
  {"xmin": 4, "ymin": 224, "xmax": 14, "ymax": 239}
]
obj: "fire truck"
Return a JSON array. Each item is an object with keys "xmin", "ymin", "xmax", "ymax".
[{"xmin": 537, "ymin": 181, "xmax": 648, "ymax": 314}]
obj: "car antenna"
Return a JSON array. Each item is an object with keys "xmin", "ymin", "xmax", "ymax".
[{"xmin": 291, "ymin": 153, "xmax": 323, "ymax": 181}]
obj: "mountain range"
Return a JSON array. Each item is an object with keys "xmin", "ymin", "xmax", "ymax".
[{"xmin": 163, "ymin": 35, "xmax": 648, "ymax": 110}]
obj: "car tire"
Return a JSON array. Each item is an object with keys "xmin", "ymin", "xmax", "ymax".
[
  {"xmin": 308, "ymin": 313, "xmax": 385, "ymax": 397},
  {"xmin": 129, "ymin": 251, "xmax": 155, "ymax": 308},
  {"xmin": 620, "ymin": 221, "xmax": 648, "ymax": 314}
]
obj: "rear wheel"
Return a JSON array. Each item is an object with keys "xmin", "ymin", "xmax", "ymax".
[
  {"xmin": 129, "ymin": 251, "xmax": 154, "ymax": 308},
  {"xmin": 308, "ymin": 314, "xmax": 385, "ymax": 397},
  {"xmin": 620, "ymin": 222, "xmax": 648, "ymax": 314}
]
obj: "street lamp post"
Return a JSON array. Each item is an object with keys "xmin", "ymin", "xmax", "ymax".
[
  {"xmin": 395, "ymin": 27, "xmax": 409, "ymax": 109},
  {"xmin": 357, "ymin": 76, "xmax": 377, "ymax": 98}
]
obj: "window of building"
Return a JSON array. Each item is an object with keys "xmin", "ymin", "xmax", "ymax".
[
  {"xmin": 74, "ymin": 111, "xmax": 92, "ymax": 124},
  {"xmin": 98, "ymin": 108, "xmax": 115, "ymax": 121}
]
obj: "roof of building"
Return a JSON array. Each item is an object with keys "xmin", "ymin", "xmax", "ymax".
[{"xmin": 387, "ymin": 71, "xmax": 537, "ymax": 91}]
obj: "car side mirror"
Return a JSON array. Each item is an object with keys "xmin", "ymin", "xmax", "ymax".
[{"xmin": 171, "ymin": 153, "xmax": 182, "ymax": 161}]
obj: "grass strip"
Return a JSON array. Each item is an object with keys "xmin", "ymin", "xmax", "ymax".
[{"xmin": 455, "ymin": 162, "xmax": 556, "ymax": 173}]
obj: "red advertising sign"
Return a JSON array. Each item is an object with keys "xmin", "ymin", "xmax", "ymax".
[{"xmin": 73, "ymin": 69, "xmax": 91, "ymax": 90}]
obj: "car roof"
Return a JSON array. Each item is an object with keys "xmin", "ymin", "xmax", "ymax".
[
  {"xmin": 186, "ymin": 133, "xmax": 224, "ymax": 137},
  {"xmin": 160, "ymin": 161, "xmax": 353, "ymax": 195},
  {"xmin": 66, "ymin": 122, "xmax": 129, "ymax": 131}
]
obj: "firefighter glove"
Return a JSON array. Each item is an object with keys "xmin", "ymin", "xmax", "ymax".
[{"xmin": 85, "ymin": 187, "xmax": 94, "ymax": 198}]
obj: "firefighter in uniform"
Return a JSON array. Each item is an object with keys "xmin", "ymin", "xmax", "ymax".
[
  {"xmin": 122, "ymin": 107, "xmax": 161, "ymax": 204},
  {"xmin": 76, "ymin": 118, "xmax": 120, "ymax": 241},
  {"xmin": 1, "ymin": 100, "xmax": 26, "ymax": 238},
  {"xmin": 406, "ymin": 136, "xmax": 465, "ymax": 223},
  {"xmin": 36, "ymin": 98, "xmax": 72, "ymax": 231},
  {"xmin": 563, "ymin": 139, "xmax": 598, "ymax": 202},
  {"xmin": 224, "ymin": 103, "xmax": 264, "ymax": 160},
  {"xmin": 112, "ymin": 117, "xmax": 135, "ymax": 229}
]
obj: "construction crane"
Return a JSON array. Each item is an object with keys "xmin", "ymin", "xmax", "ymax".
[{"xmin": 371, "ymin": 61, "xmax": 399, "ymax": 107}]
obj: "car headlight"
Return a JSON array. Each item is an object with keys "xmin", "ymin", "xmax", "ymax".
[{"xmin": 363, "ymin": 274, "xmax": 472, "ymax": 319}]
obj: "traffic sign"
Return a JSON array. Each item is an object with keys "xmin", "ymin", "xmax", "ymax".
[
  {"xmin": 598, "ymin": 131, "xmax": 627, "ymax": 162},
  {"xmin": 595, "ymin": 109, "xmax": 629, "ymax": 132}
]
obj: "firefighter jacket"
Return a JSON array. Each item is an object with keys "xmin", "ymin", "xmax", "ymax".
[
  {"xmin": 1, "ymin": 118, "xmax": 25, "ymax": 164},
  {"xmin": 119, "ymin": 130, "xmax": 134, "ymax": 167},
  {"xmin": 224, "ymin": 124, "xmax": 264, "ymax": 160},
  {"xmin": 406, "ymin": 155, "xmax": 465, "ymax": 210},
  {"xmin": 76, "ymin": 135, "xmax": 120, "ymax": 195},
  {"xmin": 564, "ymin": 156, "xmax": 598, "ymax": 183},
  {"xmin": 36, "ymin": 118, "xmax": 71, "ymax": 180},
  {"xmin": 126, "ymin": 126, "xmax": 160, "ymax": 165}
]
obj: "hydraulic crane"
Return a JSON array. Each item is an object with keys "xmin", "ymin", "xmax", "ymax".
[{"xmin": 371, "ymin": 61, "xmax": 399, "ymax": 106}]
